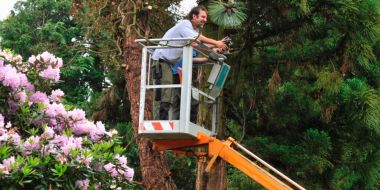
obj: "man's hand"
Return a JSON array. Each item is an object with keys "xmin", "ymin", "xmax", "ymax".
[{"xmin": 215, "ymin": 40, "xmax": 228, "ymax": 50}]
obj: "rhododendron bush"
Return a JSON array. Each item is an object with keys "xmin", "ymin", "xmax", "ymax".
[{"xmin": 0, "ymin": 50, "xmax": 134, "ymax": 189}]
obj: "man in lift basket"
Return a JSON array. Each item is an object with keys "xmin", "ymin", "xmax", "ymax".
[{"xmin": 152, "ymin": 6, "xmax": 228, "ymax": 121}]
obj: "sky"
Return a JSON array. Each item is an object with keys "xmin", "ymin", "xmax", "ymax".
[
  {"xmin": 179, "ymin": 0, "xmax": 197, "ymax": 15},
  {"xmin": 0, "ymin": 0, "xmax": 18, "ymax": 20},
  {"xmin": 0, "ymin": 0, "xmax": 197, "ymax": 21}
]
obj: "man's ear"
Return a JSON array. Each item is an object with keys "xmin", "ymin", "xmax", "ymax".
[{"xmin": 191, "ymin": 14, "xmax": 196, "ymax": 20}]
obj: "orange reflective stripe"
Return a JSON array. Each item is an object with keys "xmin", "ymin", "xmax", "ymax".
[{"xmin": 152, "ymin": 122, "xmax": 163, "ymax": 130}]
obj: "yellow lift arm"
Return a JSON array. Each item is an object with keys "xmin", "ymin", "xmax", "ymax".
[{"xmin": 153, "ymin": 132, "xmax": 305, "ymax": 190}]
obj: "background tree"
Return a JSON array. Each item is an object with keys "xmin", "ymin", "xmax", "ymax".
[
  {"xmin": 212, "ymin": 0, "xmax": 380, "ymax": 189},
  {"xmin": 0, "ymin": 0, "xmax": 104, "ymax": 107},
  {"xmin": 71, "ymin": 0, "xmax": 183, "ymax": 189}
]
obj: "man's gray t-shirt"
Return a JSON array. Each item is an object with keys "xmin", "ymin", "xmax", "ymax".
[{"xmin": 152, "ymin": 20, "xmax": 198, "ymax": 64}]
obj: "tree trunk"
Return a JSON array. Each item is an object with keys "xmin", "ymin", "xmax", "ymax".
[
  {"xmin": 205, "ymin": 160, "xmax": 228, "ymax": 190},
  {"xmin": 196, "ymin": 156, "xmax": 227, "ymax": 190},
  {"xmin": 124, "ymin": 32, "xmax": 176, "ymax": 189},
  {"xmin": 195, "ymin": 97, "xmax": 227, "ymax": 190},
  {"xmin": 194, "ymin": 2, "xmax": 228, "ymax": 185}
]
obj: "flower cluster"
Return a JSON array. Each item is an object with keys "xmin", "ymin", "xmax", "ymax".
[
  {"xmin": 29, "ymin": 51, "xmax": 63, "ymax": 81},
  {"xmin": 0, "ymin": 51, "xmax": 133, "ymax": 189},
  {"xmin": 0, "ymin": 63, "xmax": 32, "ymax": 91}
]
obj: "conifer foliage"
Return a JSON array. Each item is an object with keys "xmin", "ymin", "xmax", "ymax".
[{"xmin": 219, "ymin": 0, "xmax": 380, "ymax": 189}]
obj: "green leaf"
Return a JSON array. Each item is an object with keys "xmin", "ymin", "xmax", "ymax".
[
  {"xmin": 0, "ymin": 145, "xmax": 11, "ymax": 160},
  {"xmin": 26, "ymin": 128, "xmax": 40, "ymax": 136},
  {"xmin": 208, "ymin": 1, "xmax": 247, "ymax": 29},
  {"xmin": 27, "ymin": 157, "xmax": 41, "ymax": 167},
  {"xmin": 113, "ymin": 145, "xmax": 126, "ymax": 155},
  {"xmin": 63, "ymin": 128, "xmax": 73, "ymax": 137},
  {"xmin": 52, "ymin": 164, "xmax": 67, "ymax": 177},
  {"xmin": 70, "ymin": 149, "xmax": 80, "ymax": 158},
  {"xmin": 22, "ymin": 165, "xmax": 34, "ymax": 176}
]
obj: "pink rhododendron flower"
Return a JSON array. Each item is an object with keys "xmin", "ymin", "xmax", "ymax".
[
  {"xmin": 56, "ymin": 58, "xmax": 63, "ymax": 68},
  {"xmin": 18, "ymin": 74, "xmax": 29, "ymax": 88},
  {"xmin": 29, "ymin": 91, "xmax": 49, "ymax": 105},
  {"xmin": 0, "ymin": 156, "xmax": 15, "ymax": 174},
  {"xmin": 40, "ymin": 66, "xmax": 60, "ymax": 81},
  {"xmin": 124, "ymin": 167, "xmax": 134, "ymax": 181},
  {"xmin": 2, "ymin": 53, "xmax": 13, "ymax": 62},
  {"xmin": 61, "ymin": 143, "xmax": 76, "ymax": 156},
  {"xmin": 75, "ymin": 179, "xmax": 90, "ymax": 190},
  {"xmin": 103, "ymin": 163, "xmax": 114, "ymax": 171},
  {"xmin": 72, "ymin": 137, "xmax": 83, "ymax": 147},
  {"xmin": 89, "ymin": 121, "xmax": 107, "ymax": 141},
  {"xmin": 48, "ymin": 118, "xmax": 58, "ymax": 127},
  {"xmin": 5, "ymin": 122, "xmax": 11, "ymax": 129},
  {"xmin": 117, "ymin": 167, "xmax": 134, "ymax": 182},
  {"xmin": 52, "ymin": 135, "xmax": 69, "ymax": 147},
  {"xmin": 3, "ymin": 75, "xmax": 20, "ymax": 89},
  {"xmin": 23, "ymin": 136, "xmax": 41, "ymax": 155},
  {"xmin": 56, "ymin": 153, "xmax": 68, "ymax": 164},
  {"xmin": 115, "ymin": 155, "xmax": 127, "ymax": 166},
  {"xmin": 41, "ymin": 127, "xmax": 55, "ymax": 139},
  {"xmin": 61, "ymin": 137, "xmax": 82, "ymax": 156},
  {"xmin": 40, "ymin": 51, "xmax": 54, "ymax": 63},
  {"xmin": 0, "ymin": 59, "xmax": 4, "ymax": 67},
  {"xmin": 0, "ymin": 123, "xmax": 6, "ymax": 134},
  {"xmin": 72, "ymin": 122, "xmax": 92, "ymax": 136},
  {"xmin": 0, "ymin": 165, "xmax": 6, "ymax": 174},
  {"xmin": 68, "ymin": 109, "xmax": 86, "ymax": 122},
  {"xmin": 45, "ymin": 103, "xmax": 67, "ymax": 118},
  {"xmin": 0, "ymin": 128, "xmax": 5, "ymax": 136},
  {"xmin": 76, "ymin": 154, "xmax": 93, "ymax": 167},
  {"xmin": 8, "ymin": 133, "xmax": 21, "ymax": 146},
  {"xmin": 104, "ymin": 163, "xmax": 118, "ymax": 177},
  {"xmin": 7, "ymin": 101, "xmax": 18, "ymax": 115},
  {"xmin": 42, "ymin": 144, "xmax": 57, "ymax": 156},
  {"xmin": 0, "ymin": 114, "xmax": 4, "ymax": 128},
  {"xmin": 0, "ymin": 133, "xmax": 8, "ymax": 142},
  {"xmin": 0, "ymin": 66, "xmax": 20, "ymax": 89},
  {"xmin": 25, "ymin": 82, "xmax": 35, "ymax": 92},
  {"xmin": 0, "ymin": 65, "xmax": 29, "ymax": 90},
  {"xmin": 109, "ymin": 129, "xmax": 118, "ymax": 136},
  {"xmin": 49, "ymin": 89, "xmax": 64, "ymax": 102},
  {"xmin": 28, "ymin": 55, "xmax": 36, "ymax": 64},
  {"xmin": 0, "ymin": 65, "xmax": 12, "ymax": 81},
  {"xmin": 95, "ymin": 183, "xmax": 101, "ymax": 190},
  {"xmin": 15, "ymin": 91, "xmax": 27, "ymax": 104},
  {"xmin": 13, "ymin": 55, "xmax": 22, "ymax": 63}
]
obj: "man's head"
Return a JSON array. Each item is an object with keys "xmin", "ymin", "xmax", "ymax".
[{"xmin": 186, "ymin": 6, "xmax": 208, "ymax": 29}]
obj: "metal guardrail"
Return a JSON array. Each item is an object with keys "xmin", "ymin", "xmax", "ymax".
[{"xmin": 135, "ymin": 37, "xmax": 218, "ymax": 137}]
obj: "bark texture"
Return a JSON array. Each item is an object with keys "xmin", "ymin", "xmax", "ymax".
[
  {"xmin": 195, "ymin": 71, "xmax": 227, "ymax": 190},
  {"xmin": 124, "ymin": 33, "xmax": 176, "ymax": 190}
]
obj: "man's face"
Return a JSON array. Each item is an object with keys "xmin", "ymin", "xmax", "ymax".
[{"xmin": 192, "ymin": 10, "xmax": 207, "ymax": 28}]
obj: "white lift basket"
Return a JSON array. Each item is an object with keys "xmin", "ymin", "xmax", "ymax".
[{"xmin": 135, "ymin": 38, "xmax": 230, "ymax": 140}]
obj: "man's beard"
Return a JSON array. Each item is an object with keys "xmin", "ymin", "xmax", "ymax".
[{"xmin": 197, "ymin": 21, "xmax": 204, "ymax": 28}]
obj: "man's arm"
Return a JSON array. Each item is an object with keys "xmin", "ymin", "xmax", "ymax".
[
  {"xmin": 193, "ymin": 57, "xmax": 209, "ymax": 63},
  {"xmin": 179, "ymin": 20, "xmax": 227, "ymax": 49},
  {"xmin": 197, "ymin": 35, "xmax": 227, "ymax": 50}
]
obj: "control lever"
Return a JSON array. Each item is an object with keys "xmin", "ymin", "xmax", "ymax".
[{"xmin": 209, "ymin": 51, "xmax": 227, "ymax": 62}]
